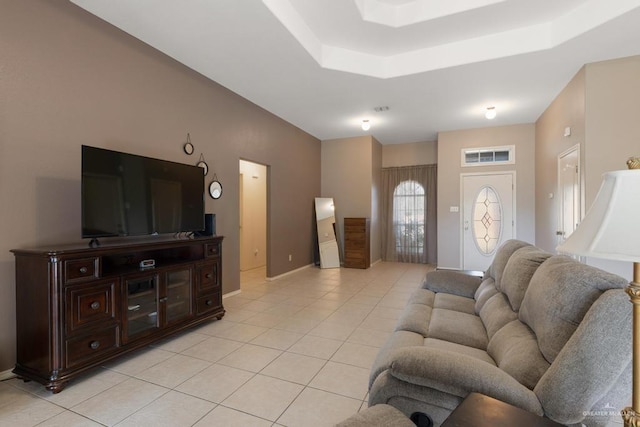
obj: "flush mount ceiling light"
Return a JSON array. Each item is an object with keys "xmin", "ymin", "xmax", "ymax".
[
  {"xmin": 485, "ymin": 106, "xmax": 497, "ymax": 120},
  {"xmin": 361, "ymin": 119, "xmax": 371, "ymax": 131}
]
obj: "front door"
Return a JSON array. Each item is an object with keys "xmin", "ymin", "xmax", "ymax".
[{"xmin": 462, "ymin": 172, "xmax": 515, "ymax": 271}]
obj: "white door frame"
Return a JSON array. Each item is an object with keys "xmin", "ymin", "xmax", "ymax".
[
  {"xmin": 239, "ymin": 159, "xmax": 269, "ymax": 277},
  {"xmin": 460, "ymin": 170, "xmax": 516, "ymax": 270}
]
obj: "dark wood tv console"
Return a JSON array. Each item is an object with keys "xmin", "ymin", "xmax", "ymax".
[{"xmin": 11, "ymin": 236, "xmax": 225, "ymax": 393}]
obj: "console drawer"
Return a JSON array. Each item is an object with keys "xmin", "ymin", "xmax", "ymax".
[
  {"xmin": 66, "ymin": 281, "xmax": 117, "ymax": 334},
  {"xmin": 65, "ymin": 257, "xmax": 100, "ymax": 284},
  {"xmin": 205, "ymin": 242, "xmax": 221, "ymax": 258},
  {"xmin": 196, "ymin": 292, "xmax": 222, "ymax": 315},
  {"xmin": 65, "ymin": 326, "xmax": 119, "ymax": 369},
  {"xmin": 197, "ymin": 261, "xmax": 219, "ymax": 293}
]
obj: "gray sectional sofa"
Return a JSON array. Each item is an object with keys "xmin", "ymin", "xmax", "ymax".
[{"xmin": 368, "ymin": 240, "xmax": 632, "ymax": 426}]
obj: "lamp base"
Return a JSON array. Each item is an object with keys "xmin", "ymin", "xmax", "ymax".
[
  {"xmin": 623, "ymin": 407, "xmax": 640, "ymax": 426},
  {"xmin": 624, "ymin": 264, "xmax": 640, "ymax": 427}
]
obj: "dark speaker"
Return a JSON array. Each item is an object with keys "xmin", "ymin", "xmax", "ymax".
[{"xmin": 195, "ymin": 213, "xmax": 215, "ymax": 237}]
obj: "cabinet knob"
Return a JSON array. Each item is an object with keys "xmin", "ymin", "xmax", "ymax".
[
  {"xmin": 206, "ymin": 299, "xmax": 213, "ymax": 306},
  {"xmin": 90, "ymin": 341, "xmax": 100, "ymax": 350},
  {"xmin": 205, "ymin": 273, "xmax": 212, "ymax": 279},
  {"xmin": 90, "ymin": 301, "xmax": 100, "ymax": 310},
  {"xmin": 79, "ymin": 266, "xmax": 88, "ymax": 274}
]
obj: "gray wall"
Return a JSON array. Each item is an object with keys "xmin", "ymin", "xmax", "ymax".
[
  {"xmin": 535, "ymin": 56, "xmax": 640, "ymax": 279},
  {"xmin": 382, "ymin": 141, "xmax": 438, "ymax": 167},
  {"xmin": 321, "ymin": 136, "xmax": 382, "ymax": 264},
  {"xmin": 585, "ymin": 56, "xmax": 640, "ymax": 203},
  {"xmin": 583, "ymin": 56, "xmax": 640, "ymax": 278},
  {"xmin": 0, "ymin": 0, "xmax": 320, "ymax": 372},
  {"xmin": 321, "ymin": 137, "xmax": 434, "ymax": 265},
  {"xmin": 437, "ymin": 124, "xmax": 536, "ymax": 269},
  {"xmin": 534, "ymin": 68, "xmax": 586, "ymax": 253}
]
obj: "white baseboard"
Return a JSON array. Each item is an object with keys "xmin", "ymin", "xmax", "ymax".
[
  {"xmin": 266, "ymin": 263, "xmax": 314, "ymax": 281},
  {"xmin": 222, "ymin": 289, "xmax": 241, "ymax": 299},
  {"xmin": 371, "ymin": 258, "xmax": 382, "ymax": 267},
  {"xmin": 0, "ymin": 369, "xmax": 16, "ymax": 381},
  {"xmin": 223, "ymin": 264, "xmax": 314, "ymax": 297}
]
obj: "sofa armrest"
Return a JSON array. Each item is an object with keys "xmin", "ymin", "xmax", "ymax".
[
  {"xmin": 422, "ymin": 270, "xmax": 483, "ymax": 298},
  {"xmin": 388, "ymin": 346, "xmax": 542, "ymax": 415}
]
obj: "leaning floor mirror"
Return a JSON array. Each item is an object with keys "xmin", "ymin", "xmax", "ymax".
[{"xmin": 315, "ymin": 197, "xmax": 340, "ymax": 268}]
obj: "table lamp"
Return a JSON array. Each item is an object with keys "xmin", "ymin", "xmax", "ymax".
[{"xmin": 556, "ymin": 158, "xmax": 640, "ymax": 426}]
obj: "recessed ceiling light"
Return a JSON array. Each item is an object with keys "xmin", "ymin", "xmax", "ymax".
[
  {"xmin": 361, "ymin": 119, "xmax": 371, "ymax": 131},
  {"xmin": 485, "ymin": 106, "xmax": 497, "ymax": 120}
]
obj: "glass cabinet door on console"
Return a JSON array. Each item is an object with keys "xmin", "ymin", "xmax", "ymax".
[
  {"xmin": 165, "ymin": 267, "xmax": 192, "ymax": 324},
  {"xmin": 124, "ymin": 273, "xmax": 160, "ymax": 341}
]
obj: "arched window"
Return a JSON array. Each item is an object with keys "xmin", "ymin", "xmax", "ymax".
[{"xmin": 393, "ymin": 180, "xmax": 426, "ymax": 259}]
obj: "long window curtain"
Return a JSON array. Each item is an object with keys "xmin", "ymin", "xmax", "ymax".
[{"xmin": 382, "ymin": 164, "xmax": 437, "ymax": 264}]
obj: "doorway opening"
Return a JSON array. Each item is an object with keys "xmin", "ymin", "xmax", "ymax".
[{"xmin": 239, "ymin": 159, "xmax": 268, "ymax": 288}]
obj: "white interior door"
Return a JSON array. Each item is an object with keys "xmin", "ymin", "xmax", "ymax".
[
  {"xmin": 557, "ymin": 145, "xmax": 581, "ymax": 246},
  {"xmin": 462, "ymin": 172, "xmax": 515, "ymax": 271}
]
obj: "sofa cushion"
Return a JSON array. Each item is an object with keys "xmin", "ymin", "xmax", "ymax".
[
  {"xmin": 336, "ymin": 404, "xmax": 414, "ymax": 427},
  {"xmin": 500, "ymin": 246, "xmax": 551, "ymax": 311},
  {"xmin": 428, "ymin": 308, "xmax": 488, "ymax": 350},
  {"xmin": 395, "ymin": 303, "xmax": 433, "ymax": 336},
  {"xmin": 533, "ymin": 289, "xmax": 632, "ymax": 425},
  {"xmin": 407, "ymin": 288, "xmax": 435, "ymax": 307},
  {"xmin": 488, "ymin": 240, "xmax": 532, "ymax": 290},
  {"xmin": 386, "ymin": 347, "xmax": 543, "ymax": 415},
  {"xmin": 519, "ymin": 255, "xmax": 628, "ymax": 363},
  {"xmin": 479, "ymin": 293, "xmax": 518, "ymax": 340},
  {"xmin": 487, "ymin": 320, "xmax": 550, "ymax": 390},
  {"xmin": 424, "ymin": 338, "xmax": 496, "ymax": 366},
  {"xmin": 369, "ymin": 330, "xmax": 425, "ymax": 389},
  {"xmin": 474, "ymin": 277, "xmax": 498, "ymax": 314},
  {"xmin": 434, "ymin": 293, "xmax": 475, "ymax": 315}
]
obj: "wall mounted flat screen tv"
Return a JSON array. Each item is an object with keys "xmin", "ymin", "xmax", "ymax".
[{"xmin": 82, "ymin": 145, "xmax": 204, "ymax": 238}]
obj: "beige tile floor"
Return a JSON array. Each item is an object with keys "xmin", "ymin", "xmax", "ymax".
[{"xmin": 0, "ymin": 261, "xmax": 432, "ymax": 427}]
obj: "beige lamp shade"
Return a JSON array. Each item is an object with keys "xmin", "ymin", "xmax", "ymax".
[{"xmin": 556, "ymin": 169, "xmax": 640, "ymax": 262}]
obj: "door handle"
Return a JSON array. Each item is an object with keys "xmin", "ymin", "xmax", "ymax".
[{"xmin": 556, "ymin": 231, "xmax": 564, "ymax": 236}]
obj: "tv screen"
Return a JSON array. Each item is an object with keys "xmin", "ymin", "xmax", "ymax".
[{"xmin": 82, "ymin": 145, "xmax": 204, "ymax": 238}]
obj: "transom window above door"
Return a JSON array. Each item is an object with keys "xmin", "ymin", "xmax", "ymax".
[{"xmin": 461, "ymin": 145, "xmax": 515, "ymax": 167}]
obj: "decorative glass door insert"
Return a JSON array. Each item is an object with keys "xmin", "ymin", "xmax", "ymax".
[{"xmin": 472, "ymin": 186, "xmax": 503, "ymax": 255}]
